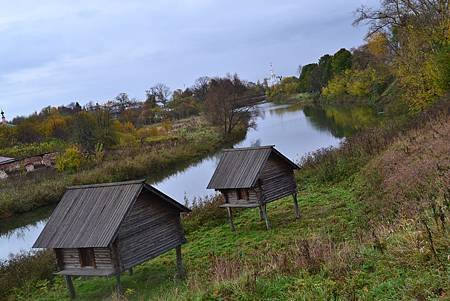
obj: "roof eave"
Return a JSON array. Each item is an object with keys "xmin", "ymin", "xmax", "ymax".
[{"xmin": 143, "ymin": 183, "xmax": 191, "ymax": 212}]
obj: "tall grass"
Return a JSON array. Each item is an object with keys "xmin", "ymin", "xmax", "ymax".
[{"xmin": 0, "ymin": 250, "xmax": 56, "ymax": 300}]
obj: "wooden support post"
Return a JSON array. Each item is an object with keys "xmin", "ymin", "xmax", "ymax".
[
  {"xmin": 128, "ymin": 268, "xmax": 133, "ymax": 276},
  {"xmin": 64, "ymin": 275, "xmax": 76, "ymax": 300},
  {"xmin": 292, "ymin": 193, "xmax": 300, "ymax": 219},
  {"xmin": 261, "ymin": 204, "xmax": 271, "ymax": 230},
  {"xmin": 115, "ymin": 273, "xmax": 122, "ymax": 296},
  {"xmin": 175, "ymin": 245, "xmax": 186, "ymax": 278},
  {"xmin": 258, "ymin": 206, "xmax": 264, "ymax": 221},
  {"xmin": 226, "ymin": 207, "xmax": 236, "ymax": 232}
]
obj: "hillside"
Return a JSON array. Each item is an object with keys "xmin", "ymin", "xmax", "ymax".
[{"xmin": 8, "ymin": 99, "xmax": 448, "ymax": 301}]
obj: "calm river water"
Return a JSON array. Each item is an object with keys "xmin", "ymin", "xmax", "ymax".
[{"xmin": 0, "ymin": 102, "xmax": 379, "ymax": 261}]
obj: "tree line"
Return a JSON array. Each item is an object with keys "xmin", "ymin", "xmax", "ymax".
[
  {"xmin": 269, "ymin": 0, "xmax": 449, "ymax": 113},
  {"xmin": 0, "ymin": 74, "xmax": 263, "ymax": 153}
]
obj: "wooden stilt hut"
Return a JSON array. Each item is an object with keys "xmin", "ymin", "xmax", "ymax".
[
  {"xmin": 207, "ymin": 145, "xmax": 299, "ymax": 230},
  {"xmin": 33, "ymin": 179, "xmax": 190, "ymax": 299}
]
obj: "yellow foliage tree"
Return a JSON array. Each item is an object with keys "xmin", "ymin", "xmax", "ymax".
[
  {"xmin": 56, "ymin": 145, "xmax": 83, "ymax": 172},
  {"xmin": 367, "ymin": 32, "xmax": 389, "ymax": 60}
]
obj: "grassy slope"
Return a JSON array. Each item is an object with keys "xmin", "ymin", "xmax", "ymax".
[
  {"xmin": 16, "ymin": 174, "xmax": 448, "ymax": 301},
  {"xmin": 10, "ymin": 102, "xmax": 450, "ymax": 301}
]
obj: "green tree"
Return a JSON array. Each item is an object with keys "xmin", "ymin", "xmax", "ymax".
[
  {"xmin": 298, "ymin": 63, "xmax": 319, "ymax": 92},
  {"xmin": 332, "ymin": 48, "xmax": 352, "ymax": 74},
  {"xmin": 71, "ymin": 112, "xmax": 97, "ymax": 152}
]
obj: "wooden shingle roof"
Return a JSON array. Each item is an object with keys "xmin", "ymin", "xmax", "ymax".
[
  {"xmin": 33, "ymin": 179, "xmax": 189, "ymax": 249},
  {"xmin": 207, "ymin": 145, "xmax": 298, "ymax": 190}
]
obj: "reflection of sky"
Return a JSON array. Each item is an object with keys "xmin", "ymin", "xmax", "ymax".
[
  {"xmin": 1, "ymin": 102, "xmax": 342, "ymax": 261},
  {"xmin": 155, "ymin": 102, "xmax": 341, "ymax": 202},
  {"xmin": 0, "ymin": 220, "xmax": 46, "ymax": 261}
]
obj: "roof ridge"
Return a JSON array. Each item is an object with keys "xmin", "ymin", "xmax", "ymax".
[
  {"xmin": 223, "ymin": 145, "xmax": 274, "ymax": 152},
  {"xmin": 67, "ymin": 179, "xmax": 146, "ymax": 190}
]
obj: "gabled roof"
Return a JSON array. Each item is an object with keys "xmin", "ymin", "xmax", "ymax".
[
  {"xmin": 33, "ymin": 179, "xmax": 190, "ymax": 249},
  {"xmin": 207, "ymin": 145, "xmax": 298, "ymax": 190},
  {"xmin": 0, "ymin": 156, "xmax": 14, "ymax": 165}
]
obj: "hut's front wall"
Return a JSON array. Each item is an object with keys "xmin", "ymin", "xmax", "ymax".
[
  {"xmin": 116, "ymin": 191, "xmax": 186, "ymax": 270},
  {"xmin": 259, "ymin": 154, "xmax": 297, "ymax": 203},
  {"xmin": 223, "ymin": 188, "xmax": 259, "ymax": 204},
  {"xmin": 55, "ymin": 248, "xmax": 114, "ymax": 271}
]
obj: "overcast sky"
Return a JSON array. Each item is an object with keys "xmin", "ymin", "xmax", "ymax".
[{"xmin": 0, "ymin": 0, "xmax": 378, "ymax": 118}]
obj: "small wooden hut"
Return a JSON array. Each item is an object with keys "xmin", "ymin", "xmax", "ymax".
[
  {"xmin": 33, "ymin": 179, "xmax": 190, "ymax": 299},
  {"xmin": 207, "ymin": 145, "xmax": 299, "ymax": 230}
]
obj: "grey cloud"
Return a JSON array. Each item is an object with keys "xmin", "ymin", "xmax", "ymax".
[{"xmin": 0, "ymin": 0, "xmax": 378, "ymax": 118}]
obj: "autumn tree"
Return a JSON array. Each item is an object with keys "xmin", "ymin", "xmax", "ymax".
[
  {"xmin": 204, "ymin": 74, "xmax": 252, "ymax": 134},
  {"xmin": 168, "ymin": 88, "xmax": 200, "ymax": 119},
  {"xmin": 192, "ymin": 76, "xmax": 210, "ymax": 102},
  {"xmin": 148, "ymin": 83, "xmax": 171, "ymax": 107},
  {"xmin": 354, "ymin": 0, "xmax": 450, "ymax": 110},
  {"xmin": 115, "ymin": 93, "xmax": 132, "ymax": 112}
]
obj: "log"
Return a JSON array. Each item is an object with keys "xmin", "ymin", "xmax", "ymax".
[
  {"xmin": 226, "ymin": 207, "xmax": 236, "ymax": 232},
  {"xmin": 176, "ymin": 245, "xmax": 186, "ymax": 278},
  {"xmin": 115, "ymin": 273, "xmax": 122, "ymax": 296},
  {"xmin": 261, "ymin": 204, "xmax": 271, "ymax": 230},
  {"xmin": 293, "ymin": 193, "xmax": 300, "ymax": 219},
  {"xmin": 64, "ymin": 275, "xmax": 76, "ymax": 300}
]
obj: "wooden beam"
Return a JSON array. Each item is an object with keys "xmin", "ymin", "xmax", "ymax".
[
  {"xmin": 292, "ymin": 193, "xmax": 300, "ymax": 219},
  {"xmin": 226, "ymin": 207, "xmax": 236, "ymax": 232},
  {"xmin": 64, "ymin": 275, "xmax": 76, "ymax": 300},
  {"xmin": 261, "ymin": 204, "xmax": 271, "ymax": 230},
  {"xmin": 259, "ymin": 206, "xmax": 264, "ymax": 221},
  {"xmin": 175, "ymin": 245, "xmax": 186, "ymax": 278},
  {"xmin": 57, "ymin": 268, "xmax": 116, "ymax": 276}
]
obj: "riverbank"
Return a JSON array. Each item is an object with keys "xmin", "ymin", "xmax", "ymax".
[
  {"xmin": 4, "ymin": 98, "xmax": 448, "ymax": 300},
  {"xmin": 0, "ymin": 116, "xmax": 245, "ymax": 220}
]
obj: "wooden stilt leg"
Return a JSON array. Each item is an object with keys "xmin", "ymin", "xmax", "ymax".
[
  {"xmin": 176, "ymin": 245, "xmax": 186, "ymax": 278},
  {"xmin": 258, "ymin": 206, "xmax": 264, "ymax": 220},
  {"xmin": 293, "ymin": 193, "xmax": 300, "ymax": 219},
  {"xmin": 129, "ymin": 268, "xmax": 133, "ymax": 276},
  {"xmin": 115, "ymin": 273, "xmax": 122, "ymax": 296},
  {"xmin": 261, "ymin": 204, "xmax": 271, "ymax": 230},
  {"xmin": 226, "ymin": 207, "xmax": 236, "ymax": 232},
  {"xmin": 64, "ymin": 275, "xmax": 76, "ymax": 300}
]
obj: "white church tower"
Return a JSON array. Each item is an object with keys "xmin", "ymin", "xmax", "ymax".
[{"xmin": 268, "ymin": 63, "xmax": 281, "ymax": 87}]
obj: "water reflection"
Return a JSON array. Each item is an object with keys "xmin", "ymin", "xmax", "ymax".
[{"xmin": 303, "ymin": 104, "xmax": 380, "ymax": 138}]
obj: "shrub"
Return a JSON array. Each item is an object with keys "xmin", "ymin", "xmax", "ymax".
[
  {"xmin": 0, "ymin": 250, "xmax": 56, "ymax": 300},
  {"xmin": 322, "ymin": 68, "xmax": 389, "ymax": 100},
  {"xmin": 0, "ymin": 140, "xmax": 66, "ymax": 158},
  {"xmin": 183, "ymin": 195, "xmax": 226, "ymax": 233},
  {"xmin": 55, "ymin": 145, "xmax": 83, "ymax": 172}
]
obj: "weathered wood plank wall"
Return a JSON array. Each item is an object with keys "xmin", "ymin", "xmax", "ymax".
[
  {"xmin": 224, "ymin": 189, "xmax": 259, "ymax": 204},
  {"xmin": 259, "ymin": 154, "xmax": 297, "ymax": 203},
  {"xmin": 117, "ymin": 191, "xmax": 185, "ymax": 270},
  {"xmin": 57, "ymin": 248, "xmax": 114, "ymax": 270}
]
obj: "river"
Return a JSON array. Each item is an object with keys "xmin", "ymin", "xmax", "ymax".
[{"xmin": 0, "ymin": 102, "xmax": 379, "ymax": 261}]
